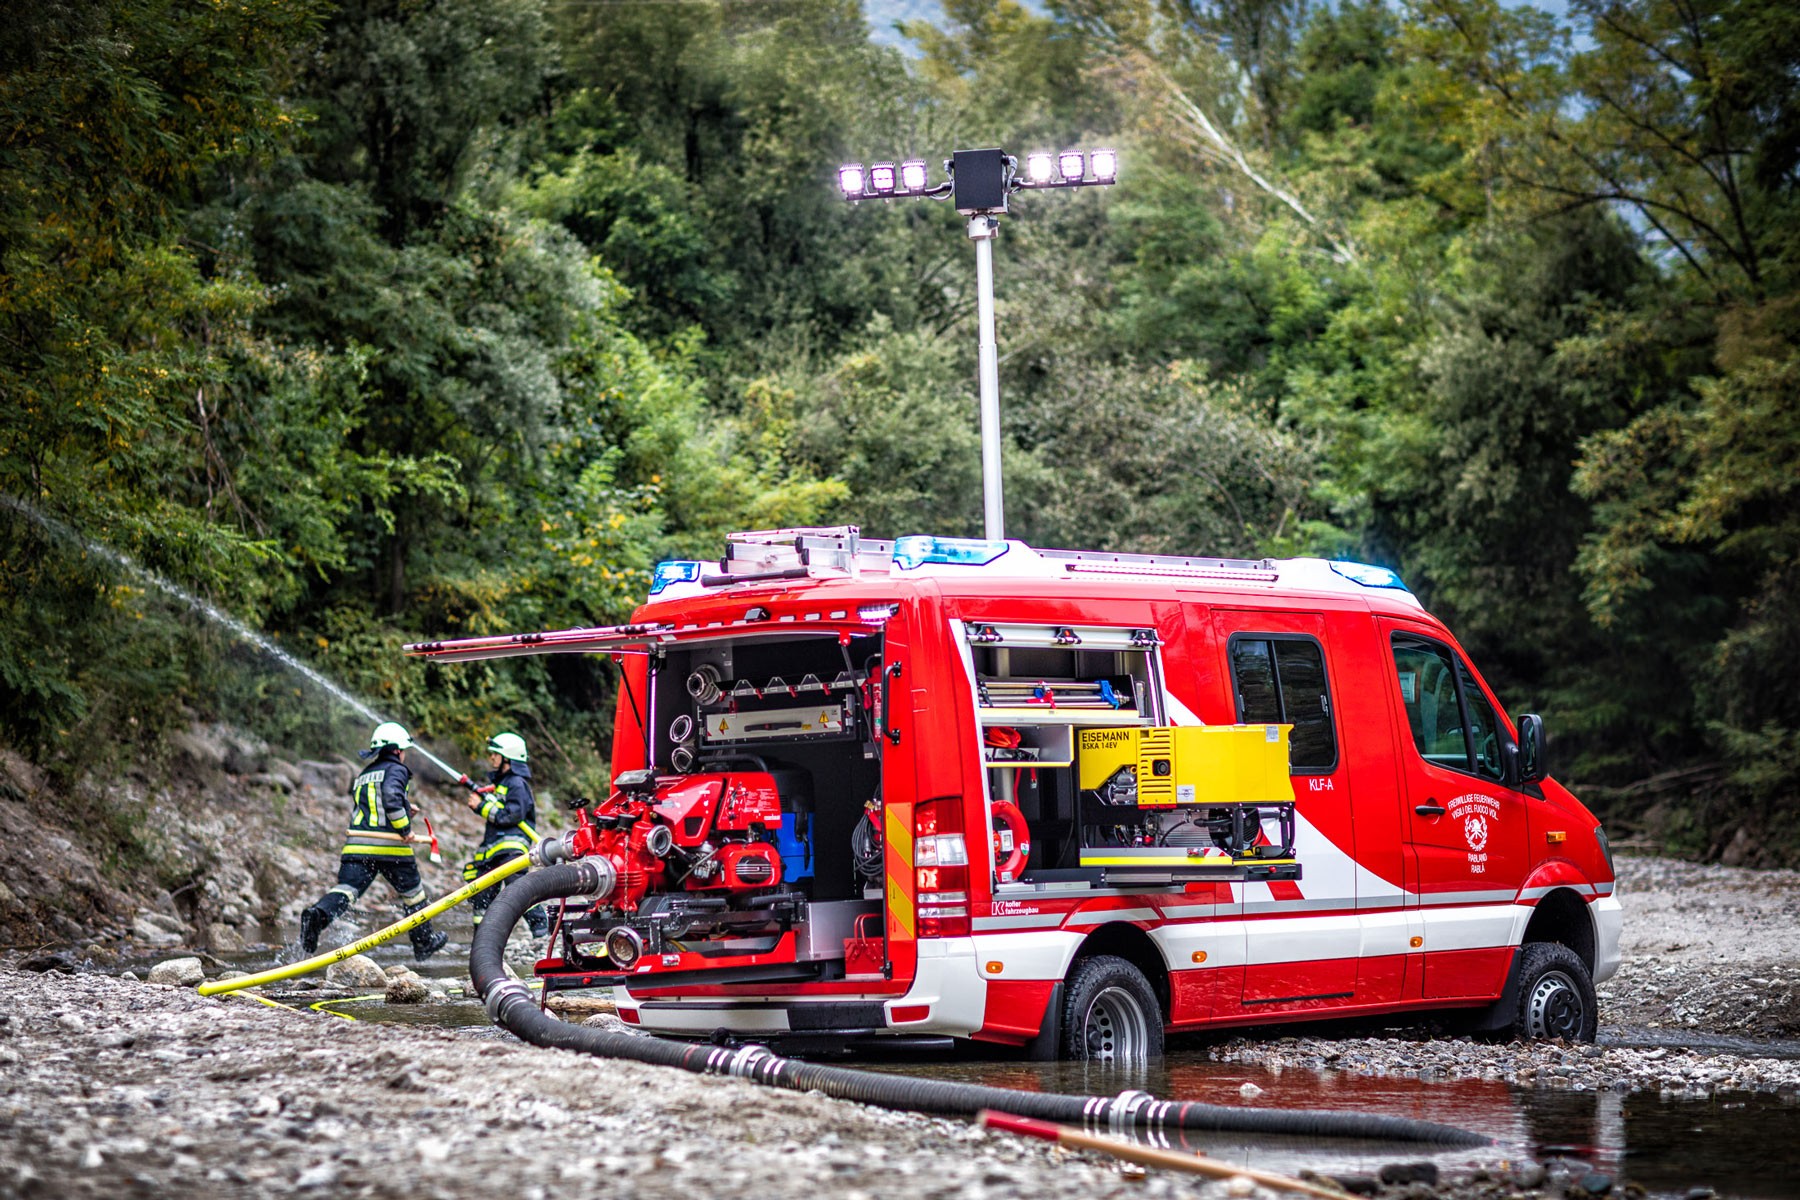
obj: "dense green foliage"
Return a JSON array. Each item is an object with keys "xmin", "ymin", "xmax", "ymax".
[{"xmin": 2, "ymin": 0, "xmax": 1796, "ymax": 847}]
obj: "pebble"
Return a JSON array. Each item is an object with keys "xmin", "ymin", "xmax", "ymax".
[
  {"xmin": 56, "ymin": 1012, "xmax": 85, "ymax": 1034},
  {"xmin": 1237, "ymin": 1081, "xmax": 1263, "ymax": 1099},
  {"xmin": 1380, "ymin": 1162, "xmax": 1440, "ymax": 1186},
  {"xmin": 295, "ymin": 1163, "xmax": 339, "ymax": 1189},
  {"xmin": 1225, "ymin": 1175, "xmax": 1256, "ymax": 1197},
  {"xmin": 1513, "ymin": 1162, "xmax": 1548, "ymax": 1188},
  {"xmin": 1576, "ymin": 1172, "xmax": 1614, "ymax": 1196},
  {"xmin": 146, "ymin": 957, "xmax": 205, "ymax": 987}
]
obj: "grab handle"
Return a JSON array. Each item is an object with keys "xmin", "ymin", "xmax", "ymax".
[
  {"xmin": 1414, "ymin": 802, "xmax": 1446, "ymax": 817},
  {"xmin": 882, "ymin": 661, "xmax": 904, "ymax": 745}
]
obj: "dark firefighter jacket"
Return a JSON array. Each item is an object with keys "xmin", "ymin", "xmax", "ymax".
[
  {"xmin": 344, "ymin": 751, "xmax": 415, "ymax": 858},
  {"xmin": 471, "ymin": 761, "xmax": 540, "ymax": 864}
]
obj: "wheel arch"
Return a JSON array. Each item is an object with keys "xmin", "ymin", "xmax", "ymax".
[
  {"xmin": 1071, "ymin": 922, "xmax": 1171, "ymax": 1020},
  {"xmin": 1521, "ymin": 886, "xmax": 1596, "ymax": 973}
]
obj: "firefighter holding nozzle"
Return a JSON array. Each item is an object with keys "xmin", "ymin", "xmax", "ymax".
[
  {"xmin": 464, "ymin": 731, "xmax": 551, "ymax": 938},
  {"xmin": 298, "ymin": 722, "xmax": 450, "ymax": 960}
]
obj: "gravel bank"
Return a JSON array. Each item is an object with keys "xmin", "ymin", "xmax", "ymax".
[
  {"xmin": 5, "ymin": 855, "xmax": 1798, "ymax": 1199},
  {"xmin": 0, "ymin": 968, "xmax": 1530, "ymax": 1200}
]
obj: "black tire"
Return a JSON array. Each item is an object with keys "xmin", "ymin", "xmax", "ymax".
[
  {"xmin": 1060, "ymin": 955, "xmax": 1164, "ymax": 1062},
  {"xmin": 1510, "ymin": 942, "xmax": 1597, "ymax": 1042}
]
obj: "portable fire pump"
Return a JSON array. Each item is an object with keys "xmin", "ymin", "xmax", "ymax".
[{"xmin": 550, "ymin": 767, "xmax": 806, "ymax": 970}]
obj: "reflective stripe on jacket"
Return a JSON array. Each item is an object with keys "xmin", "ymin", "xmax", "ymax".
[
  {"xmin": 476, "ymin": 761, "xmax": 540, "ymax": 851},
  {"xmin": 344, "ymin": 752, "xmax": 414, "ymax": 859}
]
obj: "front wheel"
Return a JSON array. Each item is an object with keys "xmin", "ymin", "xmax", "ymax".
[
  {"xmin": 1510, "ymin": 942, "xmax": 1598, "ymax": 1042},
  {"xmin": 1060, "ymin": 955, "xmax": 1164, "ymax": 1062}
]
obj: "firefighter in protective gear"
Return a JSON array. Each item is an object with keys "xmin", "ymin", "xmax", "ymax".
[
  {"xmin": 298, "ymin": 722, "xmax": 449, "ymax": 960},
  {"xmin": 464, "ymin": 731, "xmax": 549, "ymax": 937}
]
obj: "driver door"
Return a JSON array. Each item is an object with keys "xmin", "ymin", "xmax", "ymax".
[{"xmin": 1381, "ymin": 623, "xmax": 1527, "ymax": 999}]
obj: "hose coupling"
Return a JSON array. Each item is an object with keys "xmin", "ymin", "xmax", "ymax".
[
  {"xmin": 725, "ymin": 1044, "xmax": 774, "ymax": 1080},
  {"xmin": 572, "ymin": 856, "xmax": 617, "ymax": 900},
  {"xmin": 532, "ymin": 835, "xmax": 570, "ymax": 867},
  {"xmin": 483, "ymin": 979, "xmax": 533, "ymax": 1024},
  {"xmin": 1108, "ymin": 1089, "xmax": 1156, "ymax": 1134}
]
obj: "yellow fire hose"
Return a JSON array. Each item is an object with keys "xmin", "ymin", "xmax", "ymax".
[{"xmin": 196, "ymin": 854, "xmax": 531, "ymax": 997}]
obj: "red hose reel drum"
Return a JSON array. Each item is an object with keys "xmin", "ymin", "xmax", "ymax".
[{"xmin": 991, "ymin": 798, "xmax": 1030, "ymax": 882}]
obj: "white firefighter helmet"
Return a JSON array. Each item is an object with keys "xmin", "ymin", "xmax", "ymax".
[
  {"xmin": 370, "ymin": 721, "xmax": 414, "ymax": 751},
  {"xmin": 487, "ymin": 731, "xmax": 527, "ymax": 763}
]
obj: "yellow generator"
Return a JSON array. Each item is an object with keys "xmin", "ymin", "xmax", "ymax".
[{"xmin": 1075, "ymin": 724, "xmax": 1299, "ymax": 881}]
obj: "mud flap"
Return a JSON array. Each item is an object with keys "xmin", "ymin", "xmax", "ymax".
[
  {"xmin": 1024, "ymin": 981, "xmax": 1065, "ymax": 1061},
  {"xmin": 1464, "ymin": 945, "xmax": 1525, "ymax": 1035}
]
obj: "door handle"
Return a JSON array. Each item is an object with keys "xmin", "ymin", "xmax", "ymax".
[
  {"xmin": 882, "ymin": 661, "xmax": 904, "ymax": 745},
  {"xmin": 1415, "ymin": 803, "xmax": 1446, "ymax": 817}
]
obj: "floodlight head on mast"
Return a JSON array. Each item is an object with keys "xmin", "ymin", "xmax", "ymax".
[
  {"xmin": 839, "ymin": 156, "xmax": 951, "ymax": 201},
  {"xmin": 1012, "ymin": 146, "xmax": 1120, "ymax": 193}
]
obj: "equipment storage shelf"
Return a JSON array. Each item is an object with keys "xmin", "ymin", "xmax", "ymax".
[
  {"xmin": 977, "ymin": 707, "xmax": 1142, "ymax": 727},
  {"xmin": 982, "ymin": 723, "xmax": 1073, "ymax": 768}
]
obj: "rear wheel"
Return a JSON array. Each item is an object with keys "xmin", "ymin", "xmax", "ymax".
[
  {"xmin": 1060, "ymin": 955, "xmax": 1164, "ymax": 1062},
  {"xmin": 1511, "ymin": 942, "xmax": 1597, "ymax": 1042}
]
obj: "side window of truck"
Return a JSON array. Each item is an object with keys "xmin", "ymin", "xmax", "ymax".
[
  {"xmin": 1391, "ymin": 635, "xmax": 1506, "ymax": 781},
  {"xmin": 1228, "ymin": 635, "xmax": 1338, "ymax": 774}
]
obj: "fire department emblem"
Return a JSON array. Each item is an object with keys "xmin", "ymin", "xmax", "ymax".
[{"xmin": 1463, "ymin": 814, "xmax": 1490, "ymax": 852}]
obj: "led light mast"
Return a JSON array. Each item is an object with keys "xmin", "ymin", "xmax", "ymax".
[{"xmin": 837, "ymin": 147, "xmax": 1118, "ymax": 540}]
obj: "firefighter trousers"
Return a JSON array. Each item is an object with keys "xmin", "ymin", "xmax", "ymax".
[
  {"xmin": 300, "ymin": 853, "xmax": 444, "ymax": 958},
  {"xmin": 464, "ymin": 846, "xmax": 549, "ymax": 937}
]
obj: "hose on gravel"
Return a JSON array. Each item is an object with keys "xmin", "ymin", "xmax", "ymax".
[
  {"xmin": 198, "ymin": 854, "xmax": 531, "ymax": 997},
  {"xmin": 470, "ymin": 860, "xmax": 1491, "ymax": 1148}
]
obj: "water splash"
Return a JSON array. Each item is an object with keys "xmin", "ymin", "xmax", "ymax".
[{"xmin": 1, "ymin": 494, "xmax": 385, "ymax": 727}]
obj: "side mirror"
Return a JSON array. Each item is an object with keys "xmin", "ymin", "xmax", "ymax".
[{"xmin": 1516, "ymin": 713, "xmax": 1546, "ymax": 784}]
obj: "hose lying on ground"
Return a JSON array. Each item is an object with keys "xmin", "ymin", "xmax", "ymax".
[
  {"xmin": 470, "ymin": 859, "xmax": 1491, "ymax": 1148},
  {"xmin": 197, "ymin": 855, "xmax": 531, "ymax": 997}
]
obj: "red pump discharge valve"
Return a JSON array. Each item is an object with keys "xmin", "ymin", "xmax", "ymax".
[{"xmin": 539, "ymin": 768, "xmax": 798, "ymax": 970}]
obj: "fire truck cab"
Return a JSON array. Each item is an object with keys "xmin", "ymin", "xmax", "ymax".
[{"xmin": 409, "ymin": 527, "xmax": 1621, "ymax": 1060}]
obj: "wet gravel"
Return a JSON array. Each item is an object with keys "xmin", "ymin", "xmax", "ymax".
[
  {"xmin": 0, "ymin": 968, "xmax": 1531, "ymax": 1200},
  {"xmin": 4, "ymin": 854, "xmax": 1798, "ymax": 1198}
]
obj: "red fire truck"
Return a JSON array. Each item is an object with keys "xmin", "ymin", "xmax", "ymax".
[{"xmin": 410, "ymin": 527, "xmax": 1620, "ymax": 1061}]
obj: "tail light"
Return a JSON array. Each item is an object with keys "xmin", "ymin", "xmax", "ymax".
[{"xmin": 915, "ymin": 799, "xmax": 970, "ymax": 937}]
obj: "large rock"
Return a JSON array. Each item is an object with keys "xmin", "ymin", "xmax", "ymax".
[
  {"xmin": 131, "ymin": 913, "xmax": 184, "ymax": 947},
  {"xmin": 297, "ymin": 760, "xmax": 353, "ymax": 794},
  {"xmin": 168, "ymin": 725, "xmax": 230, "ymax": 770},
  {"xmin": 325, "ymin": 954, "xmax": 389, "ymax": 990},
  {"xmin": 218, "ymin": 726, "xmax": 270, "ymax": 775},
  {"xmin": 206, "ymin": 922, "xmax": 246, "ymax": 953},
  {"xmin": 384, "ymin": 968, "xmax": 429, "ymax": 1004},
  {"xmin": 146, "ymin": 957, "xmax": 205, "ymax": 987}
]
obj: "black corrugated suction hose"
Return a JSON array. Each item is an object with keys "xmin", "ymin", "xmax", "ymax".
[{"xmin": 469, "ymin": 861, "xmax": 1490, "ymax": 1148}]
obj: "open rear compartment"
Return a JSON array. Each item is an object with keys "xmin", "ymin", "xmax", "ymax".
[
  {"xmin": 958, "ymin": 622, "xmax": 1301, "ymax": 895},
  {"xmin": 541, "ymin": 628, "xmax": 892, "ymax": 995}
]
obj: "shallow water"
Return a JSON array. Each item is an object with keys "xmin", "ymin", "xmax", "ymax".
[{"xmin": 868, "ymin": 1056, "xmax": 1800, "ymax": 1199}]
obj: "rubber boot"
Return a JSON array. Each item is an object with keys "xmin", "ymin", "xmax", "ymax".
[
  {"xmin": 524, "ymin": 903, "xmax": 551, "ymax": 939},
  {"xmin": 300, "ymin": 891, "xmax": 349, "ymax": 954},
  {"xmin": 411, "ymin": 924, "xmax": 449, "ymax": 962}
]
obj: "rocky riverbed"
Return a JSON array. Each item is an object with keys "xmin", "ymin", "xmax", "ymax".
[{"xmin": 3, "ymin": 855, "xmax": 1799, "ymax": 1199}]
